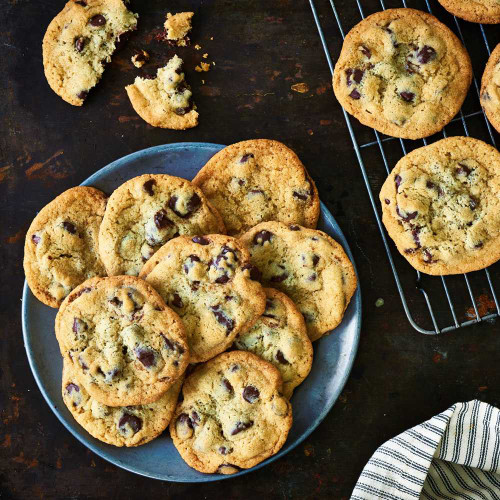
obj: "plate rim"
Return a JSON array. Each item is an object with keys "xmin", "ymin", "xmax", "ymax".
[{"xmin": 21, "ymin": 142, "xmax": 362, "ymax": 482}]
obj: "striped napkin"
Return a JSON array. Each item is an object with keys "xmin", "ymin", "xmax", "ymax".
[{"xmin": 352, "ymin": 400, "xmax": 500, "ymax": 499}]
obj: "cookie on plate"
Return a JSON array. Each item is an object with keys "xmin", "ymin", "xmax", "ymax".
[
  {"xmin": 380, "ymin": 136, "xmax": 500, "ymax": 275},
  {"xmin": 437, "ymin": 0, "xmax": 500, "ymax": 24},
  {"xmin": 55, "ymin": 276, "xmax": 189, "ymax": 407},
  {"xmin": 192, "ymin": 139, "xmax": 320, "ymax": 236},
  {"xmin": 98, "ymin": 174, "xmax": 225, "ymax": 276},
  {"xmin": 125, "ymin": 55, "xmax": 198, "ymax": 129},
  {"xmin": 332, "ymin": 8, "xmax": 472, "ymax": 139},
  {"xmin": 139, "ymin": 234, "xmax": 266, "ymax": 364},
  {"xmin": 164, "ymin": 12, "xmax": 194, "ymax": 46},
  {"xmin": 62, "ymin": 359, "xmax": 183, "ymax": 447},
  {"xmin": 239, "ymin": 222, "xmax": 357, "ymax": 342},
  {"xmin": 233, "ymin": 288, "xmax": 313, "ymax": 399},
  {"xmin": 43, "ymin": 0, "xmax": 138, "ymax": 106},
  {"xmin": 170, "ymin": 351, "xmax": 292, "ymax": 474},
  {"xmin": 481, "ymin": 44, "xmax": 500, "ymax": 134},
  {"xmin": 24, "ymin": 186, "xmax": 107, "ymax": 308}
]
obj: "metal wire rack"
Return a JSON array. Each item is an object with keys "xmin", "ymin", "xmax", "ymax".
[{"xmin": 309, "ymin": 0, "xmax": 500, "ymax": 334}]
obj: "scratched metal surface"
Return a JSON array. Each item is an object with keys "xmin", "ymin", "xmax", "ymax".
[{"xmin": 1, "ymin": 0, "xmax": 500, "ymax": 498}]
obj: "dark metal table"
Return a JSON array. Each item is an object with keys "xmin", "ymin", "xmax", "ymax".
[{"xmin": 1, "ymin": 0, "xmax": 499, "ymax": 498}]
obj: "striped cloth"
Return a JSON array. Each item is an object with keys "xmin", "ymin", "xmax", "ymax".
[{"xmin": 352, "ymin": 400, "xmax": 500, "ymax": 499}]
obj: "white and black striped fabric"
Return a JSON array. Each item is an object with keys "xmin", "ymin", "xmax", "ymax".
[{"xmin": 352, "ymin": 400, "xmax": 500, "ymax": 499}]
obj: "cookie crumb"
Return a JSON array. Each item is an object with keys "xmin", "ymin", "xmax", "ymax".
[
  {"xmin": 291, "ymin": 83, "xmax": 309, "ymax": 93},
  {"xmin": 375, "ymin": 298, "xmax": 384, "ymax": 307},
  {"xmin": 131, "ymin": 50, "xmax": 149, "ymax": 68},
  {"xmin": 194, "ymin": 44, "xmax": 202, "ymax": 50},
  {"xmin": 195, "ymin": 62, "xmax": 210, "ymax": 72},
  {"xmin": 202, "ymin": 53, "xmax": 208, "ymax": 59},
  {"xmin": 210, "ymin": 36, "xmax": 214, "ymax": 40},
  {"xmin": 164, "ymin": 12, "xmax": 193, "ymax": 46}
]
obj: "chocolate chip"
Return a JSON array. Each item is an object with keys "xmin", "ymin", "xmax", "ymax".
[
  {"xmin": 171, "ymin": 293, "xmax": 183, "ymax": 308},
  {"xmin": 210, "ymin": 306, "xmax": 235, "ymax": 333},
  {"xmin": 143, "ymin": 179, "xmax": 156, "ymax": 195},
  {"xmin": 219, "ymin": 446, "xmax": 232, "ymax": 455},
  {"xmin": 75, "ymin": 0, "xmax": 87, "ymax": 5},
  {"xmin": 242, "ymin": 264, "xmax": 261, "ymax": 281},
  {"xmin": 68, "ymin": 287, "xmax": 92, "ymax": 303},
  {"xmin": 384, "ymin": 199, "xmax": 390, "ymax": 205},
  {"xmin": 178, "ymin": 413, "xmax": 193, "ymax": 429},
  {"xmin": 231, "ymin": 421, "xmax": 254, "ymax": 435},
  {"xmin": 222, "ymin": 378, "xmax": 234, "ymax": 394},
  {"xmin": 456, "ymin": 164, "xmax": 472, "ymax": 176},
  {"xmin": 62, "ymin": 221, "xmax": 77, "ymax": 234},
  {"xmin": 75, "ymin": 36, "xmax": 87, "ymax": 52},
  {"xmin": 72, "ymin": 318, "xmax": 80, "ymax": 334},
  {"xmin": 154, "ymin": 209, "xmax": 172, "ymax": 229},
  {"xmin": 270, "ymin": 272, "xmax": 288, "ymax": 283},
  {"xmin": 360, "ymin": 45, "xmax": 371, "ymax": 58},
  {"xmin": 191, "ymin": 411, "xmax": 200, "ymax": 426},
  {"xmin": 191, "ymin": 281, "xmax": 200, "ymax": 291},
  {"xmin": 395, "ymin": 174, "xmax": 402, "ymax": 190},
  {"xmin": 253, "ymin": 230, "xmax": 273, "ymax": 245},
  {"xmin": 175, "ymin": 107, "xmax": 191, "ymax": 116},
  {"xmin": 307, "ymin": 273, "xmax": 317, "ymax": 281},
  {"xmin": 426, "ymin": 181, "xmax": 435, "ymax": 189},
  {"xmin": 417, "ymin": 45, "xmax": 436, "ymax": 64},
  {"xmin": 109, "ymin": 297, "xmax": 122, "ymax": 307},
  {"xmin": 423, "ymin": 249, "xmax": 433, "ymax": 263},
  {"xmin": 396, "ymin": 206, "xmax": 418, "ymax": 222},
  {"xmin": 66, "ymin": 383, "xmax": 79, "ymax": 394},
  {"xmin": 349, "ymin": 89, "xmax": 361, "ymax": 100},
  {"xmin": 240, "ymin": 153, "xmax": 254, "ymax": 163},
  {"xmin": 275, "ymin": 350, "xmax": 289, "ymax": 365},
  {"xmin": 230, "ymin": 364, "xmax": 240, "ymax": 372},
  {"xmin": 215, "ymin": 275, "xmax": 230, "ymax": 284},
  {"xmin": 77, "ymin": 90, "xmax": 88, "ymax": 100},
  {"xmin": 89, "ymin": 14, "xmax": 106, "ymax": 27},
  {"xmin": 79, "ymin": 356, "xmax": 88, "ymax": 371},
  {"xmin": 469, "ymin": 196, "xmax": 479, "ymax": 210},
  {"xmin": 134, "ymin": 347, "xmax": 156, "ymax": 368},
  {"xmin": 32, "ymin": 234, "xmax": 41, "ymax": 244},
  {"xmin": 293, "ymin": 191, "xmax": 308, "ymax": 201},
  {"xmin": 400, "ymin": 91, "xmax": 415, "ymax": 103},
  {"xmin": 119, "ymin": 413, "xmax": 142, "ymax": 434},
  {"xmin": 411, "ymin": 228, "xmax": 421, "ymax": 249},
  {"xmin": 192, "ymin": 235, "xmax": 210, "ymax": 245},
  {"xmin": 474, "ymin": 242, "xmax": 484, "ymax": 249},
  {"xmin": 289, "ymin": 225, "xmax": 300, "ymax": 231},
  {"xmin": 312, "ymin": 255, "xmax": 320, "ymax": 266},
  {"xmin": 160, "ymin": 333, "xmax": 185, "ymax": 354},
  {"xmin": 242, "ymin": 385, "xmax": 260, "ymax": 403}
]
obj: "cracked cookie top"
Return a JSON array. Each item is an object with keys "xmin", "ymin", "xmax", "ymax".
[
  {"xmin": 169, "ymin": 351, "xmax": 292, "ymax": 474},
  {"xmin": 43, "ymin": 0, "xmax": 138, "ymax": 106},
  {"xmin": 380, "ymin": 137, "xmax": 500, "ymax": 275},
  {"xmin": 55, "ymin": 276, "xmax": 189, "ymax": 407},
  {"xmin": 332, "ymin": 8, "xmax": 472, "ymax": 139},
  {"xmin": 239, "ymin": 222, "xmax": 357, "ymax": 342},
  {"xmin": 139, "ymin": 234, "xmax": 266, "ymax": 364},
  {"xmin": 481, "ymin": 43, "xmax": 500, "ymax": 135},
  {"xmin": 98, "ymin": 174, "xmax": 225, "ymax": 276},
  {"xmin": 437, "ymin": 0, "xmax": 500, "ymax": 24},
  {"xmin": 24, "ymin": 186, "xmax": 107, "ymax": 308}
]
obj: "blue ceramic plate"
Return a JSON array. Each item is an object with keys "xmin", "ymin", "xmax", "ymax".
[{"xmin": 22, "ymin": 143, "xmax": 361, "ymax": 482}]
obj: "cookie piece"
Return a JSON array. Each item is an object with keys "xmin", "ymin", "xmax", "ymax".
[
  {"xmin": 24, "ymin": 186, "xmax": 107, "ymax": 308},
  {"xmin": 192, "ymin": 140, "xmax": 320, "ymax": 236},
  {"xmin": 170, "ymin": 351, "xmax": 292, "ymax": 474},
  {"xmin": 380, "ymin": 137, "xmax": 500, "ymax": 275},
  {"xmin": 62, "ymin": 359, "xmax": 183, "ymax": 447},
  {"xmin": 233, "ymin": 288, "xmax": 313, "ymax": 399},
  {"xmin": 481, "ymin": 43, "xmax": 500, "ymax": 134},
  {"xmin": 43, "ymin": 0, "xmax": 138, "ymax": 106},
  {"xmin": 98, "ymin": 174, "xmax": 225, "ymax": 276},
  {"xmin": 437, "ymin": 0, "xmax": 500, "ymax": 24},
  {"xmin": 164, "ymin": 12, "xmax": 194, "ymax": 46},
  {"xmin": 139, "ymin": 234, "xmax": 266, "ymax": 363},
  {"xmin": 332, "ymin": 8, "xmax": 472, "ymax": 139},
  {"xmin": 125, "ymin": 55, "xmax": 198, "ymax": 129},
  {"xmin": 55, "ymin": 276, "xmax": 189, "ymax": 407},
  {"xmin": 131, "ymin": 49, "xmax": 149, "ymax": 68},
  {"xmin": 239, "ymin": 222, "xmax": 357, "ymax": 342}
]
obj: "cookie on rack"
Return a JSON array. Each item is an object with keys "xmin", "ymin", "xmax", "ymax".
[
  {"xmin": 192, "ymin": 139, "xmax": 320, "ymax": 236},
  {"xmin": 43, "ymin": 0, "xmax": 138, "ymax": 106},
  {"xmin": 481, "ymin": 43, "xmax": 500, "ymax": 134},
  {"xmin": 98, "ymin": 174, "xmax": 225, "ymax": 276},
  {"xmin": 169, "ymin": 351, "xmax": 292, "ymax": 474},
  {"xmin": 55, "ymin": 275, "xmax": 189, "ymax": 407},
  {"xmin": 62, "ymin": 359, "xmax": 183, "ymax": 447},
  {"xmin": 233, "ymin": 288, "xmax": 313, "ymax": 399},
  {"xmin": 332, "ymin": 8, "xmax": 472, "ymax": 139},
  {"xmin": 239, "ymin": 222, "xmax": 357, "ymax": 342},
  {"xmin": 139, "ymin": 234, "xmax": 266, "ymax": 364},
  {"xmin": 379, "ymin": 136, "xmax": 500, "ymax": 275},
  {"xmin": 125, "ymin": 55, "xmax": 198, "ymax": 129},
  {"xmin": 437, "ymin": 0, "xmax": 500, "ymax": 24},
  {"xmin": 24, "ymin": 186, "xmax": 107, "ymax": 308}
]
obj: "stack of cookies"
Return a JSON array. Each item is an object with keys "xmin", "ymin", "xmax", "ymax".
[{"xmin": 23, "ymin": 139, "xmax": 357, "ymax": 475}]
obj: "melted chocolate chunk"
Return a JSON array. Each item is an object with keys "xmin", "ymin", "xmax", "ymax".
[
  {"xmin": 242, "ymin": 264, "xmax": 261, "ymax": 281},
  {"xmin": 360, "ymin": 45, "xmax": 371, "ymax": 58},
  {"xmin": 395, "ymin": 174, "xmax": 402, "ymax": 190},
  {"xmin": 417, "ymin": 45, "xmax": 436, "ymax": 64},
  {"xmin": 143, "ymin": 179, "xmax": 156, "ymax": 195},
  {"xmin": 215, "ymin": 275, "xmax": 230, "ymax": 284},
  {"xmin": 62, "ymin": 221, "xmax": 77, "ymax": 234},
  {"xmin": 270, "ymin": 272, "xmax": 288, "ymax": 283},
  {"xmin": 423, "ymin": 249, "xmax": 433, "ymax": 263},
  {"xmin": 178, "ymin": 413, "xmax": 193, "ymax": 429},
  {"xmin": 240, "ymin": 153, "xmax": 254, "ymax": 163},
  {"xmin": 396, "ymin": 206, "xmax": 418, "ymax": 222},
  {"xmin": 169, "ymin": 193, "xmax": 201, "ymax": 218},
  {"xmin": 66, "ymin": 383, "xmax": 79, "ymax": 394},
  {"xmin": 400, "ymin": 91, "xmax": 415, "ymax": 103},
  {"xmin": 275, "ymin": 350, "xmax": 290, "ymax": 365},
  {"xmin": 171, "ymin": 293, "xmax": 183, "ymax": 308},
  {"xmin": 134, "ymin": 347, "xmax": 156, "ymax": 368},
  {"xmin": 31, "ymin": 234, "xmax": 41, "ymax": 244},
  {"xmin": 253, "ymin": 230, "xmax": 273, "ymax": 245},
  {"xmin": 222, "ymin": 378, "xmax": 234, "ymax": 394},
  {"xmin": 242, "ymin": 385, "xmax": 260, "ymax": 403},
  {"xmin": 231, "ymin": 421, "xmax": 254, "ymax": 435},
  {"xmin": 68, "ymin": 287, "xmax": 92, "ymax": 303},
  {"xmin": 210, "ymin": 306, "xmax": 235, "ymax": 333},
  {"xmin": 160, "ymin": 333, "xmax": 185, "ymax": 354},
  {"xmin": 89, "ymin": 14, "xmax": 106, "ymax": 27},
  {"xmin": 119, "ymin": 413, "xmax": 142, "ymax": 434},
  {"xmin": 154, "ymin": 209, "xmax": 173, "ymax": 229},
  {"xmin": 312, "ymin": 254, "xmax": 320, "ymax": 266},
  {"xmin": 293, "ymin": 191, "xmax": 308, "ymax": 201},
  {"xmin": 192, "ymin": 236, "xmax": 210, "ymax": 245},
  {"xmin": 349, "ymin": 89, "xmax": 361, "ymax": 100},
  {"xmin": 456, "ymin": 164, "xmax": 472, "ymax": 176}
]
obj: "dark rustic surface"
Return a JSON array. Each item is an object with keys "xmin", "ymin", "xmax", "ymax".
[{"xmin": 1, "ymin": 0, "xmax": 500, "ymax": 498}]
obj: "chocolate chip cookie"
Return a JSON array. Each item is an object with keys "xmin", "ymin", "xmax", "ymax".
[
  {"xmin": 169, "ymin": 351, "xmax": 292, "ymax": 474},
  {"xmin": 332, "ymin": 8, "xmax": 472, "ymax": 139},
  {"xmin": 125, "ymin": 55, "xmax": 198, "ymax": 129},
  {"xmin": 239, "ymin": 222, "xmax": 357, "ymax": 342},
  {"xmin": 55, "ymin": 276, "xmax": 189, "ymax": 407},
  {"xmin": 192, "ymin": 140, "xmax": 320, "ymax": 236},
  {"xmin": 62, "ymin": 359, "xmax": 183, "ymax": 447},
  {"xmin": 139, "ymin": 234, "xmax": 266, "ymax": 363},
  {"xmin": 437, "ymin": 0, "xmax": 500, "ymax": 24},
  {"xmin": 380, "ymin": 136, "xmax": 500, "ymax": 275},
  {"xmin": 43, "ymin": 0, "xmax": 138, "ymax": 106},
  {"xmin": 481, "ymin": 43, "xmax": 500, "ymax": 134},
  {"xmin": 98, "ymin": 174, "xmax": 225, "ymax": 276},
  {"xmin": 24, "ymin": 186, "xmax": 107, "ymax": 308},
  {"xmin": 233, "ymin": 288, "xmax": 313, "ymax": 399}
]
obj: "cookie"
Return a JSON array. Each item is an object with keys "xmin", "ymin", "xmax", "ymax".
[
  {"xmin": 125, "ymin": 55, "xmax": 198, "ymax": 129},
  {"xmin": 139, "ymin": 234, "xmax": 266, "ymax": 363},
  {"xmin": 24, "ymin": 186, "xmax": 107, "ymax": 308},
  {"xmin": 192, "ymin": 139, "xmax": 320, "ymax": 236},
  {"xmin": 437, "ymin": 0, "xmax": 500, "ymax": 24},
  {"xmin": 98, "ymin": 174, "xmax": 225, "ymax": 276},
  {"xmin": 55, "ymin": 275, "xmax": 189, "ymax": 407},
  {"xmin": 239, "ymin": 222, "xmax": 357, "ymax": 342},
  {"xmin": 43, "ymin": 0, "xmax": 138, "ymax": 106},
  {"xmin": 164, "ymin": 12, "xmax": 194, "ymax": 46},
  {"xmin": 481, "ymin": 43, "xmax": 500, "ymax": 134},
  {"xmin": 332, "ymin": 8, "xmax": 472, "ymax": 139},
  {"xmin": 233, "ymin": 288, "xmax": 313, "ymax": 399},
  {"xmin": 380, "ymin": 136, "xmax": 500, "ymax": 275},
  {"xmin": 62, "ymin": 359, "xmax": 183, "ymax": 447},
  {"xmin": 169, "ymin": 351, "xmax": 292, "ymax": 474}
]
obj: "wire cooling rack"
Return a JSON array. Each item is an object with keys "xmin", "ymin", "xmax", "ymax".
[{"xmin": 309, "ymin": 0, "xmax": 500, "ymax": 334}]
